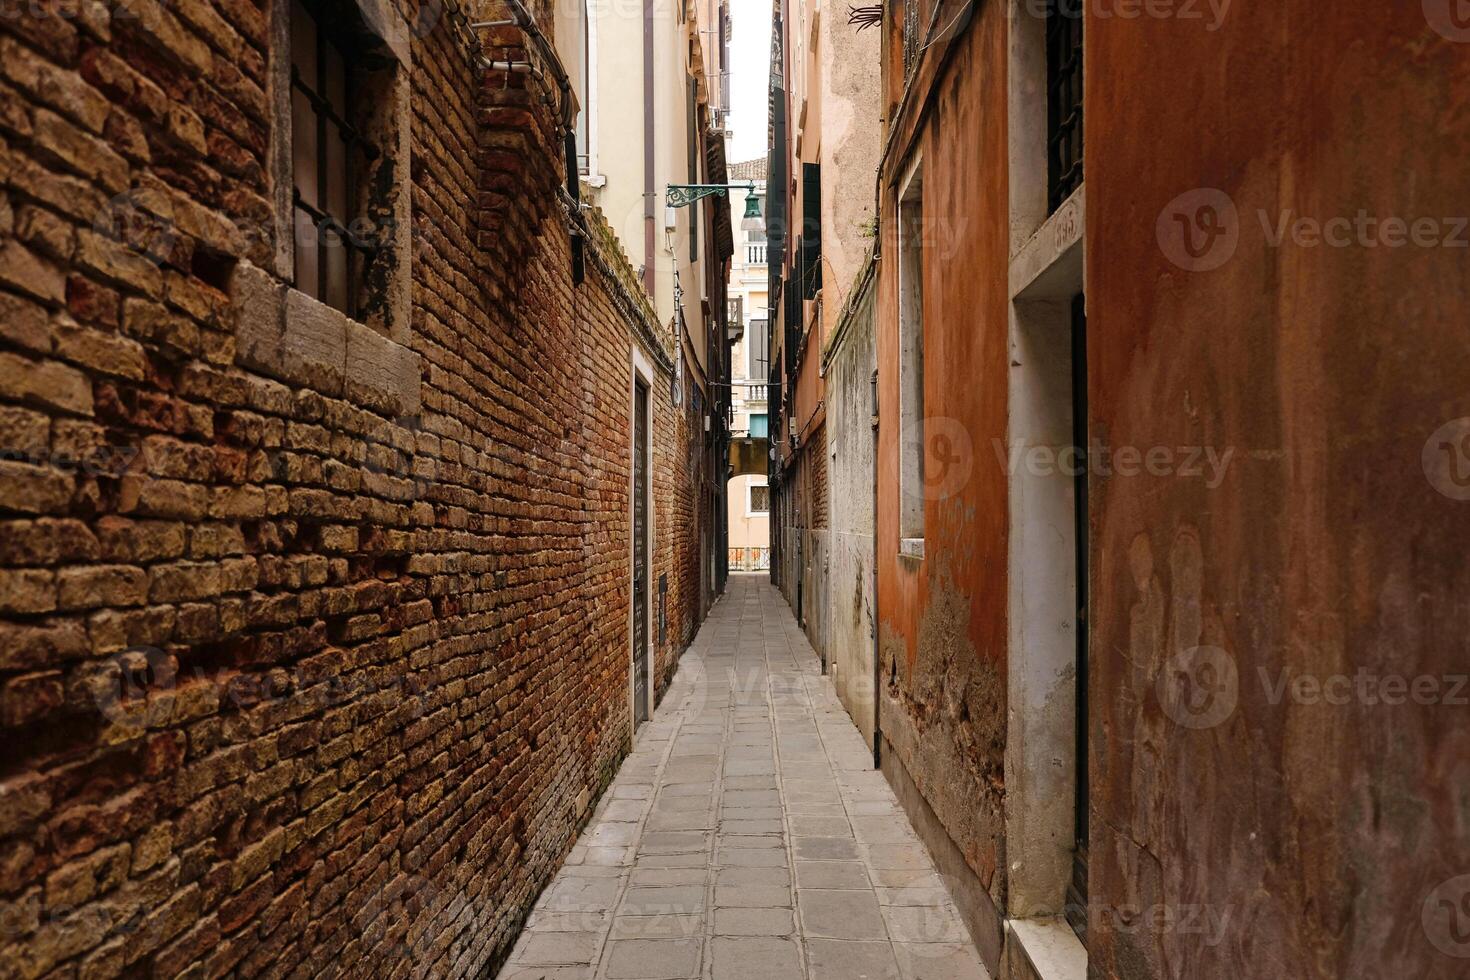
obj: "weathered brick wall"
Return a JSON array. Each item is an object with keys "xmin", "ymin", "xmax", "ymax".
[{"xmin": 0, "ymin": 0, "xmax": 704, "ymax": 975}]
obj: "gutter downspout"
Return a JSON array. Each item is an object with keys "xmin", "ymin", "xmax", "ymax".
[
  {"xmin": 871, "ymin": 365, "xmax": 881, "ymax": 771},
  {"xmin": 643, "ymin": 0, "xmax": 656, "ymax": 297},
  {"xmin": 871, "ymin": 238, "xmax": 883, "ymax": 772},
  {"xmin": 587, "ymin": 2, "xmax": 599, "ymax": 179}
]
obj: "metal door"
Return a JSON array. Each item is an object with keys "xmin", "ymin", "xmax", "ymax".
[{"xmin": 633, "ymin": 381, "xmax": 650, "ymax": 725}]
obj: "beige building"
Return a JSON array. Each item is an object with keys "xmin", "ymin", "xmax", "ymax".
[
  {"xmin": 725, "ymin": 158, "xmax": 771, "ymax": 571},
  {"xmin": 767, "ymin": 0, "xmax": 882, "ymax": 653},
  {"xmin": 558, "ymin": 0, "xmax": 737, "ymax": 601},
  {"xmin": 563, "ymin": 0, "xmax": 734, "ymax": 398}
]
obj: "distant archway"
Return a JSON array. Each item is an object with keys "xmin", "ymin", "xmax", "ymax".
[{"xmin": 728, "ymin": 435, "xmax": 769, "ymax": 479}]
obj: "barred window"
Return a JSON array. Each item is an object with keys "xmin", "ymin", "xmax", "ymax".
[
  {"xmin": 291, "ymin": 0, "xmax": 383, "ymax": 318},
  {"xmin": 1046, "ymin": 0, "xmax": 1084, "ymax": 212}
]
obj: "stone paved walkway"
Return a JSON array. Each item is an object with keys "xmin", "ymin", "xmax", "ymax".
[{"xmin": 497, "ymin": 574, "xmax": 990, "ymax": 980}]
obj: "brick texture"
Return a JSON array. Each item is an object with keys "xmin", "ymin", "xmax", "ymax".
[{"xmin": 0, "ymin": 0, "xmax": 709, "ymax": 976}]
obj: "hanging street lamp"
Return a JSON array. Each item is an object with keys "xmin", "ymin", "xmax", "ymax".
[{"xmin": 666, "ymin": 183, "xmax": 764, "ymax": 234}]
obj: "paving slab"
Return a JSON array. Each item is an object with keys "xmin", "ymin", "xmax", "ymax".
[
  {"xmin": 710, "ymin": 937, "xmax": 802, "ymax": 980},
  {"xmin": 799, "ymin": 888, "xmax": 888, "ymax": 940},
  {"xmin": 603, "ymin": 939, "xmax": 703, "ymax": 979},
  {"xmin": 495, "ymin": 577, "xmax": 989, "ymax": 980}
]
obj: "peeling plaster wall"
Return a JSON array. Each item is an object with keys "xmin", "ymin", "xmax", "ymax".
[
  {"xmin": 1087, "ymin": 3, "xmax": 1470, "ymax": 978},
  {"xmin": 874, "ymin": 0, "xmax": 1011, "ymax": 952},
  {"xmin": 816, "ymin": 0, "xmax": 881, "ymax": 345},
  {"xmin": 825, "ymin": 267, "xmax": 877, "ymax": 749}
]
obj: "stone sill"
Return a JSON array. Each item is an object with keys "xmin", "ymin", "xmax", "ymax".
[
  {"xmin": 1009, "ymin": 185, "xmax": 1085, "ymax": 301},
  {"xmin": 231, "ymin": 262, "xmax": 421, "ymax": 419},
  {"xmin": 1008, "ymin": 917, "xmax": 1087, "ymax": 980}
]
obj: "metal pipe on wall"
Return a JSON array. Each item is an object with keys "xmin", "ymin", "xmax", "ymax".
[{"xmin": 642, "ymin": 0, "xmax": 656, "ymax": 297}]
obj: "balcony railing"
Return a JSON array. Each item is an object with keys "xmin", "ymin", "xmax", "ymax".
[{"xmin": 745, "ymin": 243, "xmax": 767, "ymax": 265}]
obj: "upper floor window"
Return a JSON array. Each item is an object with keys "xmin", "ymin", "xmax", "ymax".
[
  {"xmin": 1046, "ymin": 0, "xmax": 1084, "ymax": 211},
  {"xmin": 897, "ymin": 158, "xmax": 925, "ymax": 554},
  {"xmin": 291, "ymin": 0, "xmax": 390, "ymax": 320},
  {"xmin": 748, "ymin": 319, "xmax": 769, "ymax": 379}
]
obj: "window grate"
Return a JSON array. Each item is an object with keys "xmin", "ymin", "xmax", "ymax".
[
  {"xmin": 902, "ymin": 0, "xmax": 921, "ymax": 76},
  {"xmin": 290, "ymin": 0, "xmax": 381, "ymax": 319},
  {"xmin": 1046, "ymin": 0, "xmax": 1084, "ymax": 212}
]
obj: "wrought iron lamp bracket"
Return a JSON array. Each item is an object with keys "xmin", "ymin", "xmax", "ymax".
[{"xmin": 666, "ymin": 183, "xmax": 756, "ymax": 208}]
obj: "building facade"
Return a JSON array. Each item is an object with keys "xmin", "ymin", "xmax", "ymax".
[
  {"xmin": 576, "ymin": 0, "xmax": 736, "ymax": 610},
  {"xmin": 797, "ymin": 2, "xmax": 1470, "ymax": 980},
  {"xmin": 724, "ymin": 158, "xmax": 770, "ymax": 572},
  {"xmin": 766, "ymin": 0, "xmax": 881, "ymax": 662},
  {"xmin": 0, "ymin": 0, "xmax": 725, "ymax": 974}
]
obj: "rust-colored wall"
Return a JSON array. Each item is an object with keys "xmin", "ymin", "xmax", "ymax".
[
  {"xmin": 1088, "ymin": 3, "xmax": 1470, "ymax": 977},
  {"xmin": 874, "ymin": 0, "xmax": 1010, "ymax": 913}
]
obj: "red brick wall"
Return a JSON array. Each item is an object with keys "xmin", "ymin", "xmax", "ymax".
[{"xmin": 0, "ymin": 0, "xmax": 705, "ymax": 975}]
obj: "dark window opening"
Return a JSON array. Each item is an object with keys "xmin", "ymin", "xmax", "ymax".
[
  {"xmin": 688, "ymin": 77, "xmax": 700, "ymax": 264},
  {"xmin": 290, "ymin": 0, "xmax": 387, "ymax": 320},
  {"xmin": 800, "ymin": 163, "xmax": 822, "ymax": 299},
  {"xmin": 1046, "ymin": 0, "xmax": 1083, "ymax": 212},
  {"xmin": 750, "ymin": 484, "xmax": 770, "ymax": 513}
]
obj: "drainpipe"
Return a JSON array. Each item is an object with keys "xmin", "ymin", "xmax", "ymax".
[
  {"xmin": 871, "ymin": 364, "xmax": 881, "ymax": 771},
  {"xmin": 642, "ymin": 0, "xmax": 656, "ymax": 297}
]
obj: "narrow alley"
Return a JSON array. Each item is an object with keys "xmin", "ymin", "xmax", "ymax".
[
  {"xmin": 498, "ymin": 576, "xmax": 987, "ymax": 980},
  {"xmin": 0, "ymin": 0, "xmax": 1464, "ymax": 975}
]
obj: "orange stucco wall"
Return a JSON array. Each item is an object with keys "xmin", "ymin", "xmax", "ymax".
[
  {"xmin": 873, "ymin": 0, "xmax": 1011, "ymax": 912},
  {"xmin": 1087, "ymin": 3, "xmax": 1470, "ymax": 977}
]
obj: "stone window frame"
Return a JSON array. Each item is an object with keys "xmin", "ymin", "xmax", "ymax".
[
  {"xmin": 1002, "ymin": 0, "xmax": 1089, "ymax": 974},
  {"xmin": 896, "ymin": 152, "xmax": 925, "ymax": 561},
  {"xmin": 268, "ymin": 0, "xmax": 412, "ymax": 346},
  {"xmin": 746, "ymin": 480, "xmax": 770, "ymax": 517},
  {"xmin": 233, "ymin": 0, "xmax": 419, "ymax": 423}
]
